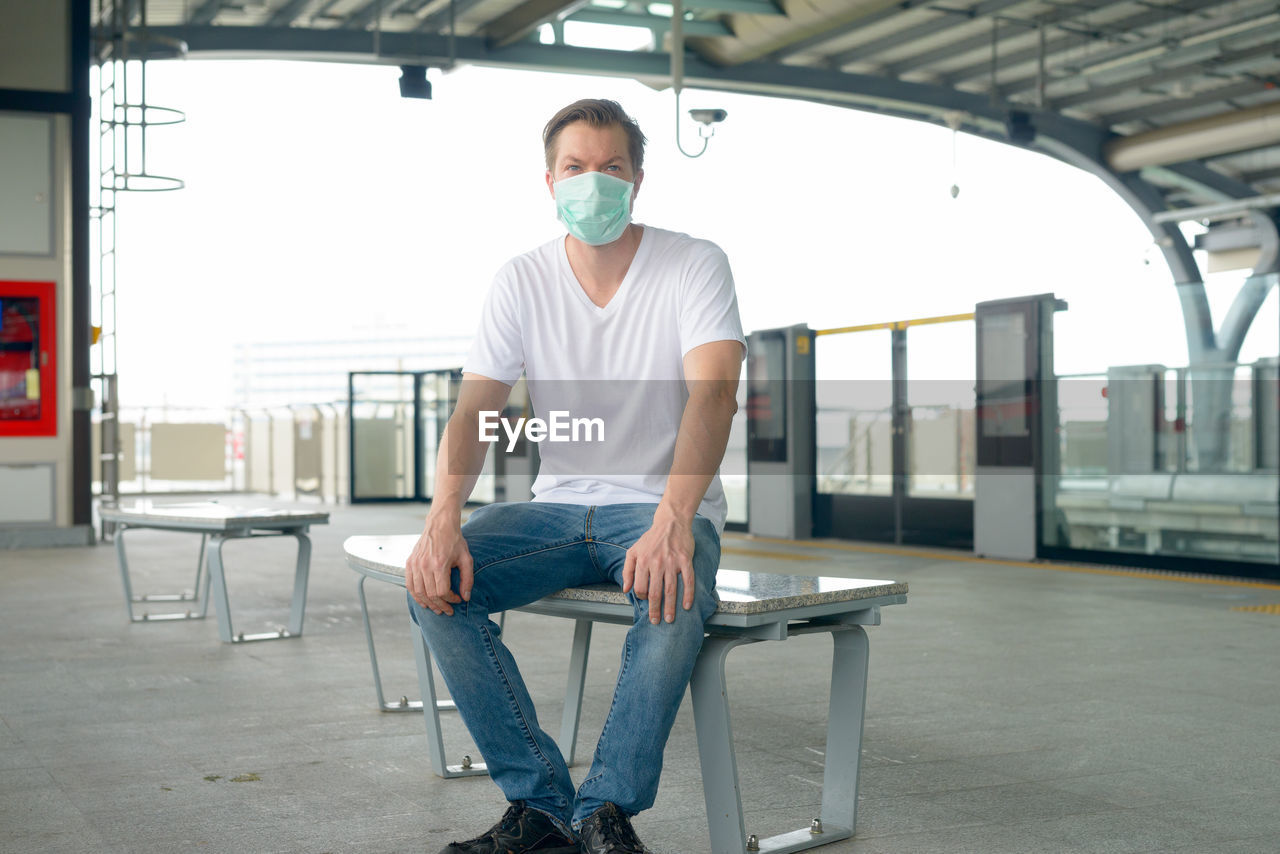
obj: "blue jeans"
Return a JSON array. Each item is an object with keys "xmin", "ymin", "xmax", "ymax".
[{"xmin": 407, "ymin": 501, "xmax": 720, "ymax": 830}]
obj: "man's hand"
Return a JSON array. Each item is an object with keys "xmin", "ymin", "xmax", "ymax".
[
  {"xmin": 406, "ymin": 371, "xmax": 511, "ymax": 616},
  {"xmin": 622, "ymin": 507, "xmax": 697, "ymax": 624},
  {"xmin": 406, "ymin": 510, "xmax": 475, "ymax": 616}
]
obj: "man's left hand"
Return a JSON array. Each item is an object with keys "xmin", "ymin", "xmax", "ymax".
[{"xmin": 622, "ymin": 507, "xmax": 696, "ymax": 624}]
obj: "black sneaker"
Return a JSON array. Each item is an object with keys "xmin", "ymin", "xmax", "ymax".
[
  {"xmin": 440, "ymin": 801, "xmax": 578, "ymax": 853},
  {"xmin": 577, "ymin": 803, "xmax": 652, "ymax": 854}
]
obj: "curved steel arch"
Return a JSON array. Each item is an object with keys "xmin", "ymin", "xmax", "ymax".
[{"xmin": 144, "ymin": 25, "xmax": 1277, "ymax": 397}]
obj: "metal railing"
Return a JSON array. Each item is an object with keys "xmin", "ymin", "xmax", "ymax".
[
  {"xmin": 1056, "ymin": 360, "xmax": 1275, "ymax": 478},
  {"xmin": 1050, "ymin": 359, "xmax": 1277, "ymax": 564},
  {"xmin": 92, "ymin": 402, "xmax": 350, "ymax": 505}
]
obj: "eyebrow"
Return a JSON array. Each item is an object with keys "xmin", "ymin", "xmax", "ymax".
[{"xmin": 562, "ymin": 156, "xmax": 623, "ymax": 165}]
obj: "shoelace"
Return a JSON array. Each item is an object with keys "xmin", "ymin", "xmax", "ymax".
[
  {"xmin": 594, "ymin": 808, "xmax": 645, "ymax": 853},
  {"xmin": 497, "ymin": 803, "xmax": 527, "ymax": 835}
]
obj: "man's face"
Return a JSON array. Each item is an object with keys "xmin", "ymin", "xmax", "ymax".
[{"xmin": 546, "ymin": 121, "xmax": 643, "ymax": 203}]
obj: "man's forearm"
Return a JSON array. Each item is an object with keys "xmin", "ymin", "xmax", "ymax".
[
  {"xmin": 428, "ymin": 412, "xmax": 491, "ymax": 517},
  {"xmin": 658, "ymin": 385, "xmax": 738, "ymax": 523}
]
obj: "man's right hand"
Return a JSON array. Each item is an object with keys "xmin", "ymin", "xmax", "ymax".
[{"xmin": 406, "ymin": 511, "xmax": 475, "ymax": 616}]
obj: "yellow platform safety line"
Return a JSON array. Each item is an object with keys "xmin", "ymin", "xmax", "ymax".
[
  {"xmin": 721, "ymin": 546, "xmax": 820, "ymax": 562},
  {"xmin": 724, "ymin": 533, "xmax": 1280, "ymax": 592},
  {"xmin": 815, "ymin": 311, "xmax": 976, "ymax": 337},
  {"xmin": 1231, "ymin": 603, "xmax": 1280, "ymax": 614}
]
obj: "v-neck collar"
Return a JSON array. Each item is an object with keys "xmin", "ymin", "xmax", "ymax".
[{"xmin": 559, "ymin": 225, "xmax": 650, "ymax": 318}]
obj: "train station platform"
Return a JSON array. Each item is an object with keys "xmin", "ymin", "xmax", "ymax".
[{"xmin": 2, "ymin": 499, "xmax": 1278, "ymax": 853}]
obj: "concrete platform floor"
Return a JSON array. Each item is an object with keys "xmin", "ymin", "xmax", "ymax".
[{"xmin": 2, "ymin": 498, "xmax": 1279, "ymax": 854}]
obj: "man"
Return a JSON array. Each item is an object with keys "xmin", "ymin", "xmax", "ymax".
[{"xmin": 406, "ymin": 98, "xmax": 745, "ymax": 854}]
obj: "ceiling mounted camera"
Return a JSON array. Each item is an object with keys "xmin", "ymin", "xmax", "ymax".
[{"xmin": 688, "ymin": 108, "xmax": 728, "ymax": 126}]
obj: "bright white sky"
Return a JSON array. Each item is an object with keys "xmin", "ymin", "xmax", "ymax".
[{"xmin": 107, "ymin": 58, "xmax": 1277, "ymax": 408}]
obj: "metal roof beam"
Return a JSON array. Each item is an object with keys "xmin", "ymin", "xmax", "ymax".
[
  {"xmin": 1058, "ymin": 0, "xmax": 1277, "ymax": 74},
  {"xmin": 1152, "ymin": 192, "xmax": 1280, "ymax": 223},
  {"xmin": 1239, "ymin": 164, "xmax": 1280, "ymax": 184},
  {"xmin": 900, "ymin": 0, "xmax": 1228, "ymax": 79},
  {"xmin": 1146, "ymin": 162, "xmax": 1256, "ymax": 205},
  {"xmin": 1050, "ymin": 39, "xmax": 1280, "ymax": 110},
  {"xmin": 484, "ymin": 0, "xmax": 592, "ymax": 48},
  {"xmin": 340, "ymin": 0, "xmax": 381, "ymax": 28},
  {"xmin": 1100, "ymin": 79, "xmax": 1275, "ymax": 126},
  {"xmin": 762, "ymin": 0, "xmax": 931, "ymax": 63},
  {"xmin": 342, "ymin": 0, "xmax": 417, "ymax": 29},
  {"xmin": 417, "ymin": 0, "xmax": 489, "ymax": 33},
  {"xmin": 123, "ymin": 0, "xmax": 142, "ymax": 27},
  {"xmin": 826, "ymin": 0, "xmax": 1028, "ymax": 69},
  {"xmin": 188, "ymin": 1, "xmax": 224, "ymax": 26},
  {"xmin": 266, "ymin": 0, "xmax": 318, "ymax": 28},
  {"xmin": 685, "ymin": 0, "xmax": 783, "ymax": 15},
  {"xmin": 567, "ymin": 9, "xmax": 731, "ymax": 37},
  {"xmin": 995, "ymin": 12, "xmax": 1280, "ymax": 102},
  {"xmin": 886, "ymin": 0, "xmax": 1109, "ymax": 76}
]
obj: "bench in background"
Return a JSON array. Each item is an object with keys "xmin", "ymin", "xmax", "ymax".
[{"xmin": 101, "ymin": 501, "xmax": 328, "ymax": 643}]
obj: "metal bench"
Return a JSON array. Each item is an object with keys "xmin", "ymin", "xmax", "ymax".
[
  {"xmin": 344, "ymin": 533, "xmax": 907, "ymax": 854},
  {"xmin": 101, "ymin": 501, "xmax": 328, "ymax": 643}
]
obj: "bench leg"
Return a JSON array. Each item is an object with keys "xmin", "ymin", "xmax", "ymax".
[
  {"xmin": 285, "ymin": 531, "xmax": 310, "ymax": 636},
  {"xmin": 208, "ymin": 531, "xmax": 311, "ymax": 643},
  {"xmin": 115, "ymin": 527, "xmax": 211, "ymax": 623},
  {"xmin": 819, "ymin": 626, "xmax": 869, "ymax": 838},
  {"xmin": 691, "ymin": 628, "xmax": 869, "ymax": 854},
  {"xmin": 409, "ymin": 617, "xmax": 489, "ymax": 779},
  {"xmin": 558, "ymin": 619, "xmax": 592, "ymax": 766},
  {"xmin": 355, "ymin": 576, "xmax": 458, "ymax": 713},
  {"xmin": 691, "ymin": 635, "xmax": 750, "ymax": 854}
]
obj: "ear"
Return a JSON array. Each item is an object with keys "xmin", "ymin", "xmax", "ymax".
[
  {"xmin": 546, "ymin": 170, "xmax": 555, "ymax": 198},
  {"xmin": 631, "ymin": 168, "xmax": 644, "ymax": 202}
]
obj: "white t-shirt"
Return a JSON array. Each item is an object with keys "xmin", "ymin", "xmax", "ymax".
[{"xmin": 463, "ymin": 224, "xmax": 746, "ymax": 533}]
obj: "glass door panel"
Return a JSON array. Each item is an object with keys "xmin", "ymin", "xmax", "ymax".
[
  {"xmin": 815, "ymin": 330, "xmax": 893, "ymax": 496},
  {"xmin": 905, "ymin": 320, "xmax": 975, "ymax": 499}
]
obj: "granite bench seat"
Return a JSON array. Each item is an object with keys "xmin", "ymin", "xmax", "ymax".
[{"xmin": 345, "ymin": 533, "xmax": 907, "ymax": 854}]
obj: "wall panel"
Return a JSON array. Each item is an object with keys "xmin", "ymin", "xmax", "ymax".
[
  {"xmin": 0, "ymin": 1, "xmax": 70, "ymax": 93},
  {"xmin": 0, "ymin": 114, "xmax": 54, "ymax": 255}
]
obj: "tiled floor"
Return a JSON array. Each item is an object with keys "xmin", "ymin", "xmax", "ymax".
[{"xmin": 2, "ymin": 498, "xmax": 1278, "ymax": 853}]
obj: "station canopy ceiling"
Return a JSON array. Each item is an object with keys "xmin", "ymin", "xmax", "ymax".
[{"xmin": 108, "ymin": 1, "xmax": 1280, "ymax": 211}]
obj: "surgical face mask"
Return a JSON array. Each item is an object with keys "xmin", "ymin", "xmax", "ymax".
[{"xmin": 553, "ymin": 171, "xmax": 634, "ymax": 246}]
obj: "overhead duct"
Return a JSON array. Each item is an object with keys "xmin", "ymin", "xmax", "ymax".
[{"xmin": 1106, "ymin": 102, "xmax": 1280, "ymax": 172}]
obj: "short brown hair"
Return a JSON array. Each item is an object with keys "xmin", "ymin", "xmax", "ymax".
[{"xmin": 543, "ymin": 99, "xmax": 647, "ymax": 173}]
